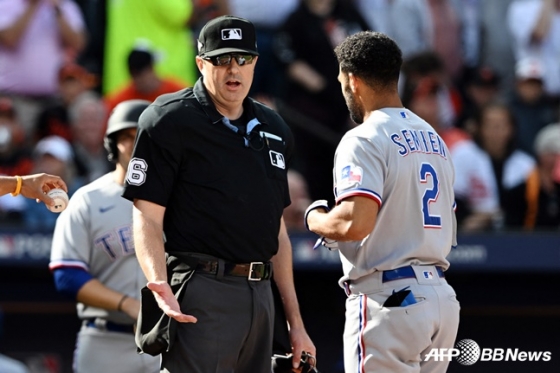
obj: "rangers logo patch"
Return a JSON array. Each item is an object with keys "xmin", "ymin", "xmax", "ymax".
[{"xmin": 340, "ymin": 164, "xmax": 363, "ymax": 187}]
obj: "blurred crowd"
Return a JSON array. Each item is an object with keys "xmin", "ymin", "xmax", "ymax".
[{"xmin": 1, "ymin": 0, "xmax": 559, "ymax": 234}]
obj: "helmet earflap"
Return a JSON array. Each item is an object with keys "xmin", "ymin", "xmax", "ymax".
[{"xmin": 104, "ymin": 136, "xmax": 119, "ymax": 163}]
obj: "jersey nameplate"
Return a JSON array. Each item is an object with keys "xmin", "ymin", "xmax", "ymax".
[{"xmin": 390, "ymin": 129, "xmax": 447, "ymax": 159}]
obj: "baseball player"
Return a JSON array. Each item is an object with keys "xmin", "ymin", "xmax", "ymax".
[
  {"xmin": 49, "ymin": 100, "xmax": 160, "ymax": 373},
  {"xmin": 305, "ymin": 31, "xmax": 460, "ymax": 373}
]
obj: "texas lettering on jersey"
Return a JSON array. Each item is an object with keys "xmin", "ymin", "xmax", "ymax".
[{"xmin": 94, "ymin": 224, "xmax": 135, "ymax": 260}]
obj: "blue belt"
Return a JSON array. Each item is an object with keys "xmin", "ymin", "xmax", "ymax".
[
  {"xmin": 382, "ymin": 266, "xmax": 444, "ymax": 283},
  {"xmin": 85, "ymin": 318, "xmax": 134, "ymax": 334}
]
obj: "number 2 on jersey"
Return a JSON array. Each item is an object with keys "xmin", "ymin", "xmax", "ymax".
[{"xmin": 419, "ymin": 163, "xmax": 441, "ymax": 228}]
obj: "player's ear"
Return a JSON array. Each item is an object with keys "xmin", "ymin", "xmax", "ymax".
[{"xmin": 348, "ymin": 73, "xmax": 359, "ymax": 94}]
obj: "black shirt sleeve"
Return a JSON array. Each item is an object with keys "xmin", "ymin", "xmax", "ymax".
[{"xmin": 122, "ymin": 103, "xmax": 183, "ymax": 207}]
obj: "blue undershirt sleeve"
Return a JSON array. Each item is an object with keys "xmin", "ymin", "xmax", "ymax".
[{"xmin": 52, "ymin": 267, "xmax": 94, "ymax": 299}]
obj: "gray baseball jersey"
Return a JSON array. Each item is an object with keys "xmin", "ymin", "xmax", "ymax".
[
  {"xmin": 50, "ymin": 172, "xmax": 160, "ymax": 373},
  {"xmin": 49, "ymin": 172, "xmax": 147, "ymax": 323},
  {"xmin": 336, "ymin": 108, "xmax": 460, "ymax": 373},
  {"xmin": 334, "ymin": 108, "xmax": 457, "ymax": 286}
]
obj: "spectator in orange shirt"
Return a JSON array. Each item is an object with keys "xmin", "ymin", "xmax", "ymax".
[{"xmin": 104, "ymin": 48, "xmax": 185, "ymax": 113}]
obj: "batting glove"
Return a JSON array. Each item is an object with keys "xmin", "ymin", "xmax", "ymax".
[
  {"xmin": 304, "ymin": 199, "xmax": 329, "ymax": 231},
  {"xmin": 313, "ymin": 236, "xmax": 339, "ymax": 251}
]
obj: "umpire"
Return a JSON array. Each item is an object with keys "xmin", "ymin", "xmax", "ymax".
[{"xmin": 123, "ymin": 15, "xmax": 315, "ymax": 373}]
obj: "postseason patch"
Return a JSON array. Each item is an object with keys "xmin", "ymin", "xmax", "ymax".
[{"xmin": 339, "ymin": 164, "xmax": 363, "ymax": 188}]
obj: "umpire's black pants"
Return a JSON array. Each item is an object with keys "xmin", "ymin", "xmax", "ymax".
[{"xmin": 161, "ymin": 271, "xmax": 274, "ymax": 373}]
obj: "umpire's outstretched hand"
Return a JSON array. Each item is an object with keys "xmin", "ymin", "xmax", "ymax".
[{"xmin": 147, "ymin": 281, "xmax": 198, "ymax": 323}]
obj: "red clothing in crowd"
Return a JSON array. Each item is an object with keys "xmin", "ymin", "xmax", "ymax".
[{"xmin": 104, "ymin": 79, "xmax": 185, "ymax": 113}]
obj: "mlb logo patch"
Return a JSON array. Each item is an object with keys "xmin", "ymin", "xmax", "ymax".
[
  {"xmin": 400, "ymin": 111, "xmax": 409, "ymax": 119},
  {"xmin": 423, "ymin": 271, "xmax": 434, "ymax": 279},
  {"xmin": 269, "ymin": 150, "xmax": 285, "ymax": 169},
  {"xmin": 340, "ymin": 164, "xmax": 363, "ymax": 186},
  {"xmin": 221, "ymin": 28, "xmax": 242, "ymax": 40}
]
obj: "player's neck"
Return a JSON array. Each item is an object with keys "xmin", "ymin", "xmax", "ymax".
[
  {"xmin": 363, "ymin": 91, "xmax": 403, "ymax": 119},
  {"xmin": 113, "ymin": 163, "xmax": 126, "ymax": 186}
]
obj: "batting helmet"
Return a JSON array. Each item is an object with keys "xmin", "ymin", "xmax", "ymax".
[{"xmin": 104, "ymin": 99, "xmax": 150, "ymax": 162}]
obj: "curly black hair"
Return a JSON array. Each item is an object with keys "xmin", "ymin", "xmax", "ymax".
[{"xmin": 334, "ymin": 31, "xmax": 402, "ymax": 90}]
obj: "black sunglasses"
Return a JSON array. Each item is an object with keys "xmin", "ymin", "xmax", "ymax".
[{"xmin": 203, "ymin": 53, "xmax": 255, "ymax": 66}]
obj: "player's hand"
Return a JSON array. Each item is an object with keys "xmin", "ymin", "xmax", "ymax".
[
  {"xmin": 304, "ymin": 200, "xmax": 329, "ymax": 231},
  {"xmin": 147, "ymin": 281, "xmax": 197, "ymax": 323},
  {"xmin": 19, "ymin": 173, "xmax": 68, "ymax": 206},
  {"xmin": 313, "ymin": 236, "xmax": 338, "ymax": 251},
  {"xmin": 289, "ymin": 327, "xmax": 316, "ymax": 370}
]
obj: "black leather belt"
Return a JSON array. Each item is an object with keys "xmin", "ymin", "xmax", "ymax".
[
  {"xmin": 190, "ymin": 255, "xmax": 272, "ymax": 281},
  {"xmin": 84, "ymin": 318, "xmax": 134, "ymax": 334}
]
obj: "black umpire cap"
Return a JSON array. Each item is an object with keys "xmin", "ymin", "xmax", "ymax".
[{"xmin": 197, "ymin": 15, "xmax": 259, "ymax": 58}]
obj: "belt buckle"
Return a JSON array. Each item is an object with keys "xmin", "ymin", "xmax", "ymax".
[{"xmin": 248, "ymin": 262, "xmax": 264, "ymax": 281}]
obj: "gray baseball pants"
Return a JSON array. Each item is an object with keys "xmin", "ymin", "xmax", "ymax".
[{"xmin": 343, "ymin": 265, "xmax": 460, "ymax": 373}]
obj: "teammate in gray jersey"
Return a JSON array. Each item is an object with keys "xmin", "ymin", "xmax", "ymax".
[
  {"xmin": 49, "ymin": 100, "xmax": 159, "ymax": 373},
  {"xmin": 305, "ymin": 32, "xmax": 460, "ymax": 372}
]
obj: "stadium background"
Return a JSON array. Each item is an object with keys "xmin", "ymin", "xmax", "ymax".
[{"xmin": 1, "ymin": 0, "xmax": 560, "ymax": 371}]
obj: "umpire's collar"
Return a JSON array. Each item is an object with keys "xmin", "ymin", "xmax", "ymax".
[{"xmin": 193, "ymin": 77, "xmax": 267, "ymax": 126}]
